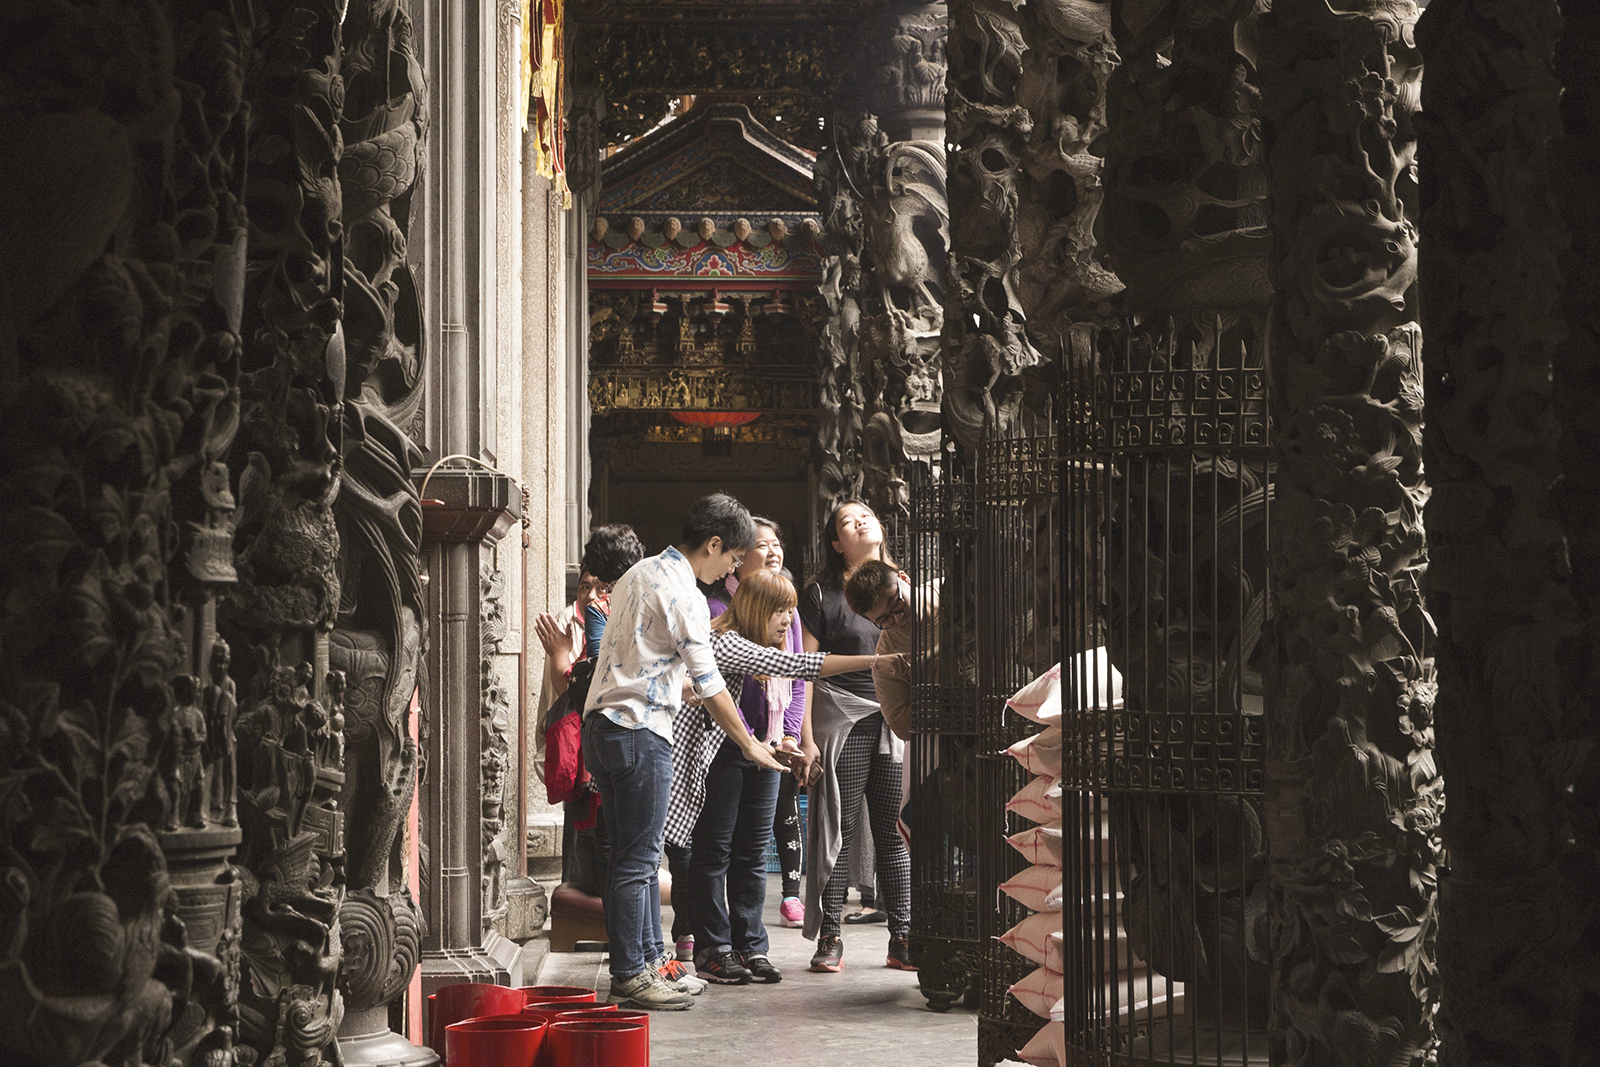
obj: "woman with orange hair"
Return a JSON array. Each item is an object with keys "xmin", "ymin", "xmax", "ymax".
[{"xmin": 665, "ymin": 567, "xmax": 897, "ymax": 985}]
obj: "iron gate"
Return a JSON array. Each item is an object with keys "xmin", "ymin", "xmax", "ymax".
[
  {"xmin": 975, "ymin": 433, "xmax": 1061, "ymax": 1067},
  {"xmin": 906, "ymin": 457, "xmax": 981, "ymax": 1011},
  {"xmin": 1060, "ymin": 315, "xmax": 1272, "ymax": 1065}
]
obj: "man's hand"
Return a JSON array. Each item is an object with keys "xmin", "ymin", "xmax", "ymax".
[
  {"xmin": 702, "ymin": 688, "xmax": 786, "ymax": 772},
  {"xmin": 535, "ymin": 612, "xmax": 579, "ymax": 671}
]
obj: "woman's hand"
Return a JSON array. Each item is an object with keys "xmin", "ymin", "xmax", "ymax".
[
  {"xmin": 800, "ymin": 739, "xmax": 823, "ymax": 785},
  {"xmin": 877, "ymin": 652, "xmax": 911, "ymax": 678},
  {"xmin": 682, "ymin": 679, "xmax": 702, "ymax": 708}
]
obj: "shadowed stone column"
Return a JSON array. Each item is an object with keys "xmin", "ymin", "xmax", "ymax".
[
  {"xmin": 1418, "ymin": 1, "xmax": 1600, "ymax": 1061},
  {"xmin": 1259, "ymin": 3, "xmax": 1441, "ymax": 1062}
]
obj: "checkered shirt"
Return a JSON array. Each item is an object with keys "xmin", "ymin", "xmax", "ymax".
[{"xmin": 664, "ymin": 630, "xmax": 825, "ymax": 847}]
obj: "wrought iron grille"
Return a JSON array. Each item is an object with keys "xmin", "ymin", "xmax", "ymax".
[
  {"xmin": 906, "ymin": 460, "xmax": 981, "ymax": 1011},
  {"xmin": 974, "ymin": 433, "xmax": 1061, "ymax": 1066},
  {"xmin": 1060, "ymin": 315, "xmax": 1272, "ymax": 1065}
]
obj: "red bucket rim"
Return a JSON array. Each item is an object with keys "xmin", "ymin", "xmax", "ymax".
[
  {"xmin": 447, "ymin": 1017, "xmax": 548, "ymax": 1032},
  {"xmin": 548, "ymin": 1019, "xmax": 647, "ymax": 1031}
]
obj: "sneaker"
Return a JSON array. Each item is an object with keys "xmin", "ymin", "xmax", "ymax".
[
  {"xmin": 657, "ymin": 955, "xmax": 707, "ymax": 995},
  {"xmin": 607, "ymin": 969, "xmax": 694, "ymax": 1010},
  {"xmin": 778, "ymin": 897, "xmax": 804, "ymax": 928},
  {"xmin": 696, "ymin": 950, "xmax": 753, "ymax": 985},
  {"xmin": 809, "ymin": 934, "xmax": 844, "ymax": 973},
  {"xmin": 675, "ymin": 935, "xmax": 695, "ymax": 962},
  {"xmin": 886, "ymin": 934, "xmax": 918, "ymax": 971},
  {"xmin": 741, "ymin": 953, "xmax": 782, "ymax": 983}
]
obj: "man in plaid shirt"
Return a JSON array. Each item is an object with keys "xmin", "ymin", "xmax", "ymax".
[{"xmin": 582, "ymin": 494, "xmax": 785, "ymax": 1010}]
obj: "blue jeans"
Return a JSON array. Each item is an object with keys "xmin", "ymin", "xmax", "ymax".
[
  {"xmin": 582, "ymin": 714, "xmax": 672, "ymax": 979},
  {"xmin": 686, "ymin": 739, "xmax": 780, "ymax": 960}
]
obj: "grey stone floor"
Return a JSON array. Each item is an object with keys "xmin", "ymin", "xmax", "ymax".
[{"xmin": 527, "ymin": 875, "xmax": 978, "ymax": 1067}]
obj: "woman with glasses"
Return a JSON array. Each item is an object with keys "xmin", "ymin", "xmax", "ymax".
[{"xmin": 798, "ymin": 499, "xmax": 916, "ymax": 973}]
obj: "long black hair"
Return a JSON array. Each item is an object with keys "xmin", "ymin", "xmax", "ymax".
[{"xmin": 816, "ymin": 498, "xmax": 895, "ymax": 590}]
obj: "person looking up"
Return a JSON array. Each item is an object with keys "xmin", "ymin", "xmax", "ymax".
[
  {"xmin": 798, "ymin": 499, "xmax": 916, "ymax": 973},
  {"xmin": 582, "ymin": 494, "xmax": 785, "ymax": 1011}
]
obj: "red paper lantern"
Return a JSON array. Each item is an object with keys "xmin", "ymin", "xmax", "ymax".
[{"xmin": 668, "ymin": 411, "xmax": 761, "ymax": 428}]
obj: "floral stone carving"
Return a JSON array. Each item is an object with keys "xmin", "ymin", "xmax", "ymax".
[{"xmin": 1259, "ymin": 2, "xmax": 1440, "ymax": 1063}]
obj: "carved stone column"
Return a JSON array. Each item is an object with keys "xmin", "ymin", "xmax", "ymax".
[
  {"xmin": 1417, "ymin": 1, "xmax": 1600, "ymax": 1061},
  {"xmin": 816, "ymin": 4, "xmax": 949, "ymax": 524},
  {"xmin": 0, "ymin": 3, "xmax": 254, "ymax": 1063},
  {"xmin": 417, "ymin": 470, "xmax": 521, "ymax": 992},
  {"xmin": 1258, "ymin": 3, "xmax": 1440, "ymax": 1063},
  {"xmin": 1072, "ymin": 1, "xmax": 1275, "ymax": 1058},
  {"xmin": 331, "ymin": 0, "xmax": 434, "ymax": 1062}
]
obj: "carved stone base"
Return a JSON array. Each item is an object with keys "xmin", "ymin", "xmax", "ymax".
[
  {"xmin": 911, "ymin": 934, "xmax": 977, "ymax": 1013},
  {"xmin": 419, "ymin": 947, "xmax": 512, "ymax": 999},
  {"xmin": 978, "ymin": 1017, "xmax": 1042, "ymax": 1067},
  {"xmin": 337, "ymin": 1005, "xmax": 439, "ymax": 1067},
  {"xmin": 492, "ymin": 876, "xmax": 550, "ymax": 944}
]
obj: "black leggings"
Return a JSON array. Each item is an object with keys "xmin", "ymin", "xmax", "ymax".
[
  {"xmin": 820, "ymin": 713, "xmax": 909, "ymax": 938},
  {"xmin": 775, "ymin": 772, "xmax": 804, "ymax": 898}
]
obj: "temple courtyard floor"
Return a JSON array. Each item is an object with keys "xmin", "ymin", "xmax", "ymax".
[{"xmin": 522, "ymin": 874, "xmax": 980, "ymax": 1067}]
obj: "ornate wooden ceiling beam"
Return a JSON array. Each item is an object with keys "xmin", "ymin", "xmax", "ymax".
[{"xmin": 571, "ymin": 19, "xmax": 856, "ymax": 148}]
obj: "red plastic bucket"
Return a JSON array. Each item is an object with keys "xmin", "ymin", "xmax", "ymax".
[
  {"xmin": 523, "ymin": 1003, "xmax": 618, "ymax": 1066},
  {"xmin": 597, "ymin": 1008, "xmax": 649, "ymax": 1035},
  {"xmin": 430, "ymin": 983, "xmax": 528, "ymax": 1060},
  {"xmin": 547, "ymin": 1018, "xmax": 649, "ymax": 1067},
  {"xmin": 526, "ymin": 1002, "xmax": 617, "ymax": 1021},
  {"xmin": 517, "ymin": 985, "xmax": 596, "ymax": 1004},
  {"xmin": 555, "ymin": 1006, "xmax": 648, "ymax": 1049},
  {"xmin": 446, "ymin": 1016, "xmax": 547, "ymax": 1067}
]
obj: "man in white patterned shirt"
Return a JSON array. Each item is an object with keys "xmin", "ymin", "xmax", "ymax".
[{"xmin": 582, "ymin": 494, "xmax": 786, "ymax": 1010}]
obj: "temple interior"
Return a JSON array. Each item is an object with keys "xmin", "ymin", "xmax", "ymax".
[{"xmin": 3, "ymin": 0, "xmax": 1598, "ymax": 1065}]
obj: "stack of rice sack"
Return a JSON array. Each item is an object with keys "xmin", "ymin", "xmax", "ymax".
[{"xmin": 1000, "ymin": 664, "xmax": 1065, "ymax": 1067}]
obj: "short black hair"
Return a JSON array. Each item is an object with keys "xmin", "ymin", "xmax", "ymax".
[
  {"xmin": 582, "ymin": 524, "xmax": 644, "ymax": 582},
  {"xmin": 681, "ymin": 493, "xmax": 757, "ymax": 553},
  {"xmin": 845, "ymin": 559, "xmax": 900, "ymax": 617}
]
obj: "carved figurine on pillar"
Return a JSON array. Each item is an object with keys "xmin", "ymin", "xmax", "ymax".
[
  {"xmin": 205, "ymin": 641, "xmax": 241, "ymax": 828},
  {"xmin": 167, "ymin": 676, "xmax": 211, "ymax": 832}
]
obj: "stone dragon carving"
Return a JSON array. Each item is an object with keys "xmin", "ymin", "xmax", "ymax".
[
  {"xmin": 326, "ymin": 1, "xmax": 429, "ymax": 1052},
  {"xmin": 1259, "ymin": 2, "xmax": 1440, "ymax": 1064},
  {"xmin": 223, "ymin": 3, "xmax": 356, "ymax": 1061},
  {"xmin": 815, "ymin": 5, "xmax": 950, "ymax": 527},
  {"xmin": 1417, "ymin": 1, "xmax": 1600, "ymax": 1062}
]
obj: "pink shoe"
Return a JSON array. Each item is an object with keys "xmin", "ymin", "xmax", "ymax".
[{"xmin": 779, "ymin": 896, "xmax": 804, "ymax": 928}]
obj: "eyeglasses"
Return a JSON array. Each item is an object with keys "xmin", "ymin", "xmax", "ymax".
[{"xmin": 870, "ymin": 591, "xmax": 905, "ymax": 630}]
